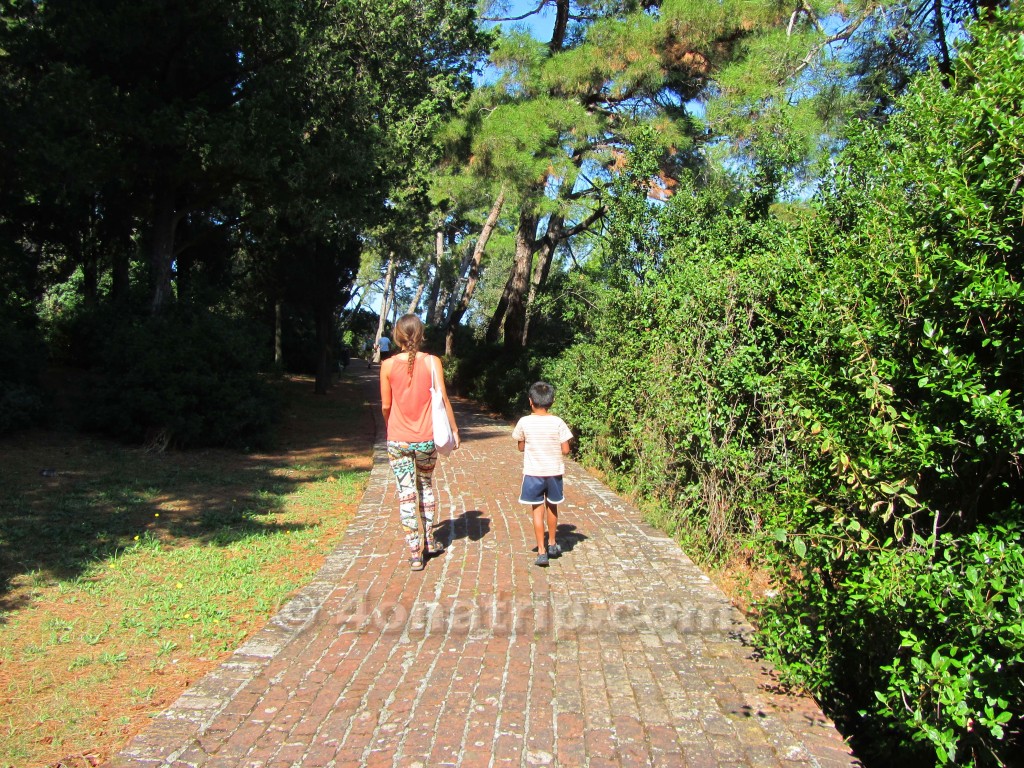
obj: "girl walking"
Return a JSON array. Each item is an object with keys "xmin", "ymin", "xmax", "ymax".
[{"xmin": 379, "ymin": 314, "xmax": 460, "ymax": 570}]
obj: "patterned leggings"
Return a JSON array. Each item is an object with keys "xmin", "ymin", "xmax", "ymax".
[{"xmin": 387, "ymin": 441, "xmax": 437, "ymax": 553}]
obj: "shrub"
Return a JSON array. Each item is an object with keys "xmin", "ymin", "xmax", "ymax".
[
  {"xmin": 447, "ymin": 340, "xmax": 544, "ymax": 418},
  {"xmin": 0, "ymin": 304, "xmax": 46, "ymax": 434},
  {"xmin": 757, "ymin": 520, "xmax": 1024, "ymax": 766},
  {"xmin": 81, "ymin": 307, "xmax": 280, "ymax": 449},
  {"xmin": 549, "ymin": 184, "xmax": 814, "ymax": 562},
  {"xmin": 754, "ymin": 11, "xmax": 1024, "ymax": 766},
  {"xmin": 544, "ymin": 9, "xmax": 1023, "ymax": 766}
]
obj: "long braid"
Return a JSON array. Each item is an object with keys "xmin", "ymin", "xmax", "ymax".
[
  {"xmin": 406, "ymin": 343, "xmax": 418, "ymax": 378},
  {"xmin": 394, "ymin": 313, "xmax": 425, "ymax": 379}
]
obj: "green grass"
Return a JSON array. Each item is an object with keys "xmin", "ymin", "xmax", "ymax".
[{"xmin": 0, "ymin": 374, "xmax": 373, "ymax": 767}]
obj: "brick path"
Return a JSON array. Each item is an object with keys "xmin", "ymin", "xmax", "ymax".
[{"xmin": 112, "ymin": 366, "xmax": 859, "ymax": 768}]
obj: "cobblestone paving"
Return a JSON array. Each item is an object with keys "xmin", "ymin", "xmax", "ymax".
[{"xmin": 112, "ymin": 368, "xmax": 860, "ymax": 768}]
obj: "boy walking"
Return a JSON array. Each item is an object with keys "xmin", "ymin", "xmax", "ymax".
[{"xmin": 512, "ymin": 382, "xmax": 573, "ymax": 566}]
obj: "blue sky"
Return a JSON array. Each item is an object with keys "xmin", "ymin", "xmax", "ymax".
[{"xmin": 482, "ymin": 0, "xmax": 556, "ymax": 39}]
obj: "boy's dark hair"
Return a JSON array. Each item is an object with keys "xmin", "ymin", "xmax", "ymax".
[{"xmin": 528, "ymin": 381, "xmax": 555, "ymax": 409}]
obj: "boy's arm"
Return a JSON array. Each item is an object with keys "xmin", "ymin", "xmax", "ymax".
[
  {"xmin": 558, "ymin": 418, "xmax": 573, "ymax": 455},
  {"xmin": 511, "ymin": 418, "xmax": 526, "ymax": 451}
]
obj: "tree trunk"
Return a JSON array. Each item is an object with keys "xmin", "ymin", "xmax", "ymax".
[
  {"xmin": 176, "ymin": 246, "xmax": 193, "ymax": 304},
  {"xmin": 550, "ymin": 0, "xmax": 570, "ymax": 52},
  {"xmin": 339, "ymin": 286, "xmax": 365, "ymax": 329},
  {"xmin": 274, "ymin": 300, "xmax": 283, "ymax": 366},
  {"xmin": 501, "ymin": 210, "xmax": 540, "ymax": 351},
  {"xmin": 111, "ymin": 244, "xmax": 131, "ymax": 305},
  {"xmin": 389, "ymin": 277, "xmax": 402, "ymax": 326},
  {"xmin": 446, "ymin": 189, "xmax": 506, "ymax": 354},
  {"xmin": 105, "ymin": 190, "xmax": 132, "ymax": 305},
  {"xmin": 150, "ymin": 187, "xmax": 179, "ymax": 314},
  {"xmin": 521, "ymin": 220, "xmax": 560, "ymax": 345},
  {"xmin": 314, "ymin": 301, "xmax": 334, "ymax": 395},
  {"xmin": 79, "ymin": 235, "xmax": 98, "ymax": 307},
  {"xmin": 374, "ymin": 254, "xmax": 395, "ymax": 352},
  {"xmin": 407, "ymin": 281, "xmax": 426, "ymax": 315},
  {"xmin": 932, "ymin": 0, "xmax": 952, "ymax": 87},
  {"xmin": 485, "ymin": 269, "xmax": 515, "ymax": 345},
  {"xmin": 426, "ymin": 230, "xmax": 444, "ymax": 324}
]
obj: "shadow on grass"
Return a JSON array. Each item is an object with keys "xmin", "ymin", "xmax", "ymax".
[{"xmin": 0, "ymin": 372, "xmax": 379, "ymax": 611}]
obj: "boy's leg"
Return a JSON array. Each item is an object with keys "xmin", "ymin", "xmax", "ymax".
[
  {"xmin": 546, "ymin": 502, "xmax": 559, "ymax": 552},
  {"xmin": 532, "ymin": 504, "xmax": 547, "ymax": 554},
  {"xmin": 532, "ymin": 504, "xmax": 550, "ymax": 566}
]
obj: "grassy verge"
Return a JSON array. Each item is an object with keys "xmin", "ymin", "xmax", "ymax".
[{"xmin": 0, "ymin": 374, "xmax": 375, "ymax": 768}]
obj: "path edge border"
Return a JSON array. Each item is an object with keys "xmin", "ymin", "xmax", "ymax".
[{"xmin": 110, "ymin": 392, "xmax": 390, "ymax": 767}]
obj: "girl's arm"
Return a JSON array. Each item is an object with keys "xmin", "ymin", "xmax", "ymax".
[{"xmin": 379, "ymin": 358, "xmax": 392, "ymax": 423}]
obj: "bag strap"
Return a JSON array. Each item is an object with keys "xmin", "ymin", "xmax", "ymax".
[{"xmin": 429, "ymin": 354, "xmax": 440, "ymax": 389}]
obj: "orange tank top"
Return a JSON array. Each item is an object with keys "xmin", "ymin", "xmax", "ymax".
[{"xmin": 384, "ymin": 353, "xmax": 434, "ymax": 443}]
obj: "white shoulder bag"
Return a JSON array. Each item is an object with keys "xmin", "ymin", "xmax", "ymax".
[{"xmin": 429, "ymin": 355, "xmax": 455, "ymax": 455}]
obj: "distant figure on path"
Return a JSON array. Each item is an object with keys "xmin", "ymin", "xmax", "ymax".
[
  {"xmin": 512, "ymin": 381, "xmax": 573, "ymax": 567},
  {"xmin": 379, "ymin": 314, "xmax": 460, "ymax": 570},
  {"xmin": 367, "ymin": 334, "xmax": 391, "ymax": 367}
]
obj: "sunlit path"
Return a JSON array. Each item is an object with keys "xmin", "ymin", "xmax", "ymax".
[{"xmin": 112, "ymin": 365, "xmax": 858, "ymax": 767}]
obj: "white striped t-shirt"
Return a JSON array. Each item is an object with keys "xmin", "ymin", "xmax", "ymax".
[{"xmin": 511, "ymin": 414, "xmax": 573, "ymax": 477}]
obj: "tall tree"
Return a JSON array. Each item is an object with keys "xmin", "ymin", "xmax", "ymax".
[
  {"xmin": 1, "ymin": 0, "xmax": 489, "ymax": 343},
  {"xmin": 449, "ymin": 0, "xmax": 794, "ymax": 349},
  {"xmin": 444, "ymin": 187, "xmax": 506, "ymax": 353}
]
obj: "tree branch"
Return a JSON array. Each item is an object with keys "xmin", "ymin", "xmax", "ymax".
[
  {"xmin": 555, "ymin": 204, "xmax": 606, "ymax": 242},
  {"xmin": 784, "ymin": 5, "xmax": 879, "ymax": 83},
  {"xmin": 550, "ymin": 0, "xmax": 570, "ymax": 52},
  {"xmin": 480, "ymin": 0, "xmax": 548, "ymax": 23}
]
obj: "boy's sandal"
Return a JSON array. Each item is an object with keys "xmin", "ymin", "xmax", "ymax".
[{"xmin": 409, "ymin": 554, "xmax": 424, "ymax": 571}]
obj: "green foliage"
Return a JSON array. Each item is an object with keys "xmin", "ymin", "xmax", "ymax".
[
  {"xmin": 0, "ymin": 302, "xmax": 46, "ymax": 434},
  {"xmin": 542, "ymin": 8, "xmax": 1024, "ymax": 765},
  {"xmin": 81, "ymin": 309, "xmax": 280, "ymax": 449},
  {"xmin": 757, "ymin": 521, "xmax": 1024, "ymax": 766},
  {"xmin": 446, "ymin": 340, "xmax": 546, "ymax": 418},
  {"xmin": 552, "ymin": 178, "xmax": 812, "ymax": 561},
  {"xmin": 874, "ymin": 524, "xmax": 1023, "ymax": 765},
  {"xmin": 754, "ymin": 13, "xmax": 1024, "ymax": 765}
]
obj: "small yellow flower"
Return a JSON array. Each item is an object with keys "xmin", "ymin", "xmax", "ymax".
[
  {"xmin": 108, "ymin": 563, "xmax": 117, "ymax": 569},
  {"xmin": 154, "ymin": 513, "xmax": 160, "ymax": 518},
  {"xmin": 175, "ymin": 582, "xmax": 183, "ymax": 589},
  {"xmin": 134, "ymin": 535, "xmax": 140, "ymax": 541}
]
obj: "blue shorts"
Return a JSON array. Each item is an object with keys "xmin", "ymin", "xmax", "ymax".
[{"xmin": 519, "ymin": 475, "xmax": 564, "ymax": 505}]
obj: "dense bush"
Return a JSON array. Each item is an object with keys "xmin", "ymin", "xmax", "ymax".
[
  {"xmin": 0, "ymin": 303, "xmax": 47, "ymax": 434},
  {"xmin": 446, "ymin": 338, "xmax": 545, "ymax": 417},
  {"xmin": 758, "ymin": 519, "xmax": 1024, "ymax": 765},
  {"xmin": 754, "ymin": 13, "xmax": 1024, "ymax": 766},
  {"xmin": 80, "ymin": 308, "xmax": 280, "ymax": 449},
  {"xmin": 545, "ymin": 9, "xmax": 1023, "ymax": 766},
  {"xmin": 548, "ymin": 191, "xmax": 811, "ymax": 560}
]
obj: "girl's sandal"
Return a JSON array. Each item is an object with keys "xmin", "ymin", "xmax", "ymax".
[
  {"xmin": 409, "ymin": 554, "xmax": 424, "ymax": 571},
  {"xmin": 426, "ymin": 535, "xmax": 444, "ymax": 556}
]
